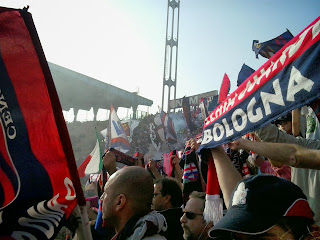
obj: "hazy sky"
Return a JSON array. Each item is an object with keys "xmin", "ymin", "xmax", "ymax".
[{"xmin": 2, "ymin": 0, "xmax": 320, "ymax": 118}]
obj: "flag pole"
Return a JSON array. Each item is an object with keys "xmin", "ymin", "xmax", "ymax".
[
  {"xmin": 77, "ymin": 205, "xmax": 93, "ymax": 240},
  {"xmin": 108, "ymin": 106, "xmax": 112, "ymax": 149},
  {"xmin": 95, "ymin": 127, "xmax": 103, "ymax": 172},
  {"xmin": 98, "ymin": 106, "xmax": 112, "ymax": 195}
]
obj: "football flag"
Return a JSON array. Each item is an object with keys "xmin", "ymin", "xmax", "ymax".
[
  {"xmin": 182, "ymin": 96, "xmax": 197, "ymax": 132},
  {"xmin": 0, "ymin": 7, "xmax": 86, "ymax": 239},
  {"xmin": 109, "ymin": 105, "xmax": 130, "ymax": 152},
  {"xmin": 199, "ymin": 99, "xmax": 209, "ymax": 121},
  {"xmin": 199, "ymin": 16, "xmax": 320, "ymax": 152},
  {"xmin": 150, "ymin": 110, "xmax": 177, "ymax": 145},
  {"xmin": 252, "ymin": 29, "xmax": 294, "ymax": 59},
  {"xmin": 161, "ymin": 111, "xmax": 177, "ymax": 144},
  {"xmin": 149, "ymin": 113, "xmax": 165, "ymax": 151},
  {"xmin": 207, "ymin": 95, "xmax": 219, "ymax": 112},
  {"xmin": 237, "ymin": 64, "xmax": 255, "ymax": 87},
  {"xmin": 77, "ymin": 138, "xmax": 101, "ymax": 178},
  {"xmin": 218, "ymin": 74, "xmax": 230, "ymax": 104}
]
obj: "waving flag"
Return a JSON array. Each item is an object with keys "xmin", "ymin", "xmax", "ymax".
[
  {"xmin": 218, "ymin": 74, "xmax": 230, "ymax": 104},
  {"xmin": 237, "ymin": 64, "xmax": 255, "ymax": 87},
  {"xmin": 199, "ymin": 17, "xmax": 320, "ymax": 152},
  {"xmin": 161, "ymin": 111, "xmax": 177, "ymax": 144},
  {"xmin": 182, "ymin": 97, "xmax": 197, "ymax": 132},
  {"xmin": 150, "ymin": 110, "xmax": 177, "ymax": 146},
  {"xmin": 252, "ymin": 29, "xmax": 294, "ymax": 59},
  {"xmin": 199, "ymin": 99, "xmax": 209, "ymax": 121},
  {"xmin": 110, "ymin": 105, "xmax": 130, "ymax": 153},
  {"xmin": 77, "ymin": 138, "xmax": 102, "ymax": 178},
  {"xmin": 0, "ymin": 7, "xmax": 86, "ymax": 239}
]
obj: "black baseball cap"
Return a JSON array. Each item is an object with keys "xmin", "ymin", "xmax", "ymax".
[
  {"xmin": 208, "ymin": 174, "xmax": 314, "ymax": 238},
  {"xmin": 274, "ymin": 112, "xmax": 292, "ymax": 125}
]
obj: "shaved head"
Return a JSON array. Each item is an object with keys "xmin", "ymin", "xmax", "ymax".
[{"xmin": 108, "ymin": 166, "xmax": 154, "ymax": 214}]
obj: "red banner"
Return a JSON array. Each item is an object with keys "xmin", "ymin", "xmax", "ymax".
[{"xmin": 0, "ymin": 7, "xmax": 84, "ymax": 239}]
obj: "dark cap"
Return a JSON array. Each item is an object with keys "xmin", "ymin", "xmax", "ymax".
[
  {"xmin": 274, "ymin": 112, "xmax": 292, "ymax": 125},
  {"xmin": 208, "ymin": 174, "xmax": 314, "ymax": 238}
]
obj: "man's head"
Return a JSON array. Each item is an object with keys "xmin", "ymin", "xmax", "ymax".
[
  {"xmin": 275, "ymin": 112, "xmax": 292, "ymax": 134},
  {"xmin": 101, "ymin": 166, "xmax": 154, "ymax": 231},
  {"xmin": 180, "ymin": 191, "xmax": 213, "ymax": 240},
  {"xmin": 209, "ymin": 175, "xmax": 315, "ymax": 239},
  {"xmin": 152, "ymin": 177, "xmax": 183, "ymax": 211}
]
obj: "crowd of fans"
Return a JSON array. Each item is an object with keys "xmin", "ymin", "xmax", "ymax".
[{"xmin": 58, "ymin": 105, "xmax": 320, "ymax": 240}]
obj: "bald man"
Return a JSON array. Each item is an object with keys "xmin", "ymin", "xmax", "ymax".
[{"xmin": 101, "ymin": 166, "xmax": 167, "ymax": 240}]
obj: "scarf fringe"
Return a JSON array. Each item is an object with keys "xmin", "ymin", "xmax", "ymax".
[{"xmin": 204, "ymin": 196, "xmax": 223, "ymax": 225}]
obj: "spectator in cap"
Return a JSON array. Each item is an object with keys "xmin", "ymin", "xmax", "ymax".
[
  {"xmin": 209, "ymin": 146, "xmax": 319, "ymax": 240},
  {"xmin": 208, "ymin": 174, "xmax": 318, "ymax": 239},
  {"xmin": 275, "ymin": 109, "xmax": 306, "ymax": 138},
  {"xmin": 255, "ymin": 121, "xmax": 320, "ymax": 225},
  {"xmin": 275, "ymin": 112, "xmax": 293, "ymax": 135}
]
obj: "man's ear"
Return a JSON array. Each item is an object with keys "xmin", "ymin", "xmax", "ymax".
[
  {"xmin": 164, "ymin": 194, "xmax": 171, "ymax": 204},
  {"xmin": 115, "ymin": 194, "xmax": 127, "ymax": 211}
]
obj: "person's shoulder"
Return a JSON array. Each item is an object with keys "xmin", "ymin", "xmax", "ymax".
[
  {"xmin": 158, "ymin": 207, "xmax": 183, "ymax": 217},
  {"xmin": 129, "ymin": 212, "xmax": 167, "ymax": 240}
]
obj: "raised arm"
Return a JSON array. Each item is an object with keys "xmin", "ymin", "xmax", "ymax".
[
  {"xmin": 291, "ymin": 108, "xmax": 301, "ymax": 137},
  {"xmin": 147, "ymin": 159, "xmax": 163, "ymax": 180},
  {"xmin": 171, "ymin": 155, "xmax": 183, "ymax": 182},
  {"xmin": 229, "ymin": 138, "xmax": 320, "ymax": 170},
  {"xmin": 210, "ymin": 146, "xmax": 242, "ymax": 208},
  {"xmin": 102, "ymin": 150, "xmax": 117, "ymax": 176}
]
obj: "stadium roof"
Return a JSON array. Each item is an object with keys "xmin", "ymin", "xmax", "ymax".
[{"xmin": 49, "ymin": 62, "xmax": 153, "ymax": 115}]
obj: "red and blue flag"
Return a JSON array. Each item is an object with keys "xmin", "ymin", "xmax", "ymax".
[
  {"xmin": 109, "ymin": 105, "xmax": 130, "ymax": 152},
  {"xmin": 252, "ymin": 29, "xmax": 294, "ymax": 59},
  {"xmin": 0, "ymin": 7, "xmax": 85, "ymax": 239}
]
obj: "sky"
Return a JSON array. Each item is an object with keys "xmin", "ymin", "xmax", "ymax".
[{"xmin": 2, "ymin": 0, "xmax": 320, "ymax": 120}]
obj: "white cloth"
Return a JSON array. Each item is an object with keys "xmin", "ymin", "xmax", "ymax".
[
  {"xmin": 300, "ymin": 106, "xmax": 320, "ymax": 140},
  {"xmin": 127, "ymin": 211, "xmax": 167, "ymax": 240}
]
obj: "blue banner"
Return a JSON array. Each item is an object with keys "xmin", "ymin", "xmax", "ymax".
[{"xmin": 199, "ymin": 17, "xmax": 320, "ymax": 151}]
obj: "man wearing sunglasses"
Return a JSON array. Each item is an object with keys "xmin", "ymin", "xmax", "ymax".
[{"xmin": 180, "ymin": 191, "xmax": 213, "ymax": 240}]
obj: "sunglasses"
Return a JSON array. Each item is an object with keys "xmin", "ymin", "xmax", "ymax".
[{"xmin": 184, "ymin": 211, "xmax": 203, "ymax": 220}]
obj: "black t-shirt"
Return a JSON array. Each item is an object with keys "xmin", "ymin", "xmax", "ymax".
[{"xmin": 159, "ymin": 208, "xmax": 184, "ymax": 240}]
